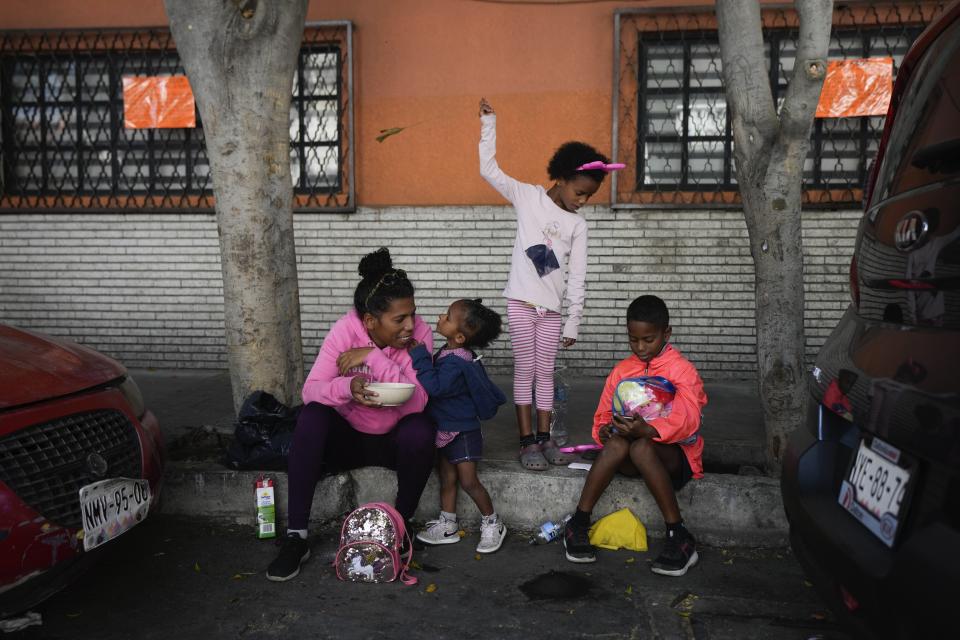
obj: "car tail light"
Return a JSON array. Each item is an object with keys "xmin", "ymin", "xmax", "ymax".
[
  {"xmin": 840, "ymin": 585, "xmax": 860, "ymax": 612},
  {"xmin": 849, "ymin": 255, "xmax": 860, "ymax": 309},
  {"xmin": 886, "ymin": 279, "xmax": 936, "ymax": 290}
]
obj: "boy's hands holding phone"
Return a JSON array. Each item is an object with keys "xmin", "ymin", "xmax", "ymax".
[
  {"xmin": 597, "ymin": 423, "xmax": 615, "ymax": 444},
  {"xmin": 610, "ymin": 413, "xmax": 659, "ymax": 440}
]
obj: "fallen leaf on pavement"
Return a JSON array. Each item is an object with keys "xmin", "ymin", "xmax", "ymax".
[
  {"xmin": 671, "ymin": 591, "xmax": 698, "ymax": 613},
  {"xmin": 425, "ymin": 583, "xmax": 437, "ymax": 593}
]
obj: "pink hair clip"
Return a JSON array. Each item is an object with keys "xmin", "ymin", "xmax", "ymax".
[{"xmin": 576, "ymin": 161, "xmax": 626, "ymax": 172}]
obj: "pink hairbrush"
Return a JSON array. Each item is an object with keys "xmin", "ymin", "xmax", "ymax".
[{"xmin": 559, "ymin": 443, "xmax": 603, "ymax": 454}]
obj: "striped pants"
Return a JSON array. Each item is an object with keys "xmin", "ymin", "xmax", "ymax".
[{"xmin": 507, "ymin": 298, "xmax": 562, "ymax": 411}]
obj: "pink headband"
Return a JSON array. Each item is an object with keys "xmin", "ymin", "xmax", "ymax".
[{"xmin": 576, "ymin": 160, "xmax": 626, "ymax": 173}]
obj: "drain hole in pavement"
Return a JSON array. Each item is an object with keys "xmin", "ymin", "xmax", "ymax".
[{"xmin": 519, "ymin": 571, "xmax": 592, "ymax": 600}]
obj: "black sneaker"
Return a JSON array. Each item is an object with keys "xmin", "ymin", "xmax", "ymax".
[
  {"xmin": 563, "ymin": 518, "xmax": 596, "ymax": 563},
  {"xmin": 266, "ymin": 533, "xmax": 310, "ymax": 582},
  {"xmin": 650, "ymin": 527, "xmax": 698, "ymax": 577}
]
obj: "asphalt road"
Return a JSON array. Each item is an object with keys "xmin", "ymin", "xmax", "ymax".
[{"xmin": 7, "ymin": 516, "xmax": 852, "ymax": 640}]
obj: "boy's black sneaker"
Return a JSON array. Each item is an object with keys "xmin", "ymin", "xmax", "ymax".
[
  {"xmin": 650, "ymin": 527, "xmax": 698, "ymax": 576},
  {"xmin": 266, "ymin": 533, "xmax": 310, "ymax": 582},
  {"xmin": 563, "ymin": 518, "xmax": 596, "ymax": 563}
]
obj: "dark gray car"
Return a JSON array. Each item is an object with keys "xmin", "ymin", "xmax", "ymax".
[{"xmin": 780, "ymin": 2, "xmax": 960, "ymax": 638}]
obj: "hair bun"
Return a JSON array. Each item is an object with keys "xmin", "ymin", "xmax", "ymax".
[{"xmin": 358, "ymin": 247, "xmax": 394, "ymax": 280}]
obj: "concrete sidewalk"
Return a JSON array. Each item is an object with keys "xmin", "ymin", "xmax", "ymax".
[{"xmin": 134, "ymin": 369, "xmax": 788, "ymax": 547}]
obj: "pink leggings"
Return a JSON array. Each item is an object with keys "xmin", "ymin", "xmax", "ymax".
[{"xmin": 507, "ymin": 298, "xmax": 562, "ymax": 411}]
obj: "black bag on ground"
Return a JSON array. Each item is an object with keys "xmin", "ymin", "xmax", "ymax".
[{"xmin": 224, "ymin": 390, "xmax": 302, "ymax": 470}]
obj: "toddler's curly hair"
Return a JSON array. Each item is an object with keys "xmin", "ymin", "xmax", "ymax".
[
  {"xmin": 458, "ymin": 299, "xmax": 502, "ymax": 349},
  {"xmin": 547, "ymin": 141, "xmax": 611, "ymax": 183}
]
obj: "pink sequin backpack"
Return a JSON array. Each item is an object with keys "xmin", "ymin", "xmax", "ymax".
[{"xmin": 333, "ymin": 502, "xmax": 417, "ymax": 585}]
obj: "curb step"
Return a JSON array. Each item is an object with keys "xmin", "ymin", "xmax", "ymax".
[{"xmin": 159, "ymin": 460, "xmax": 788, "ymax": 548}]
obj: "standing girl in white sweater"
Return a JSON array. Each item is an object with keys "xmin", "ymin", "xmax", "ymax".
[{"xmin": 478, "ymin": 97, "xmax": 622, "ymax": 471}]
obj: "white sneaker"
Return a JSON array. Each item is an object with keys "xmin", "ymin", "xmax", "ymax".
[
  {"xmin": 416, "ymin": 513, "xmax": 460, "ymax": 545},
  {"xmin": 476, "ymin": 515, "xmax": 507, "ymax": 554}
]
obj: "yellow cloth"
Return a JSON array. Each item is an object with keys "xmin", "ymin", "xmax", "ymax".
[{"xmin": 588, "ymin": 508, "xmax": 648, "ymax": 552}]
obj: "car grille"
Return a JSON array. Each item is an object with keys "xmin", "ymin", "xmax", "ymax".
[{"xmin": 0, "ymin": 409, "xmax": 142, "ymax": 530}]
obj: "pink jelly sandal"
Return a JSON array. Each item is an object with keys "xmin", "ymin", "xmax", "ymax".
[{"xmin": 520, "ymin": 444, "xmax": 549, "ymax": 471}]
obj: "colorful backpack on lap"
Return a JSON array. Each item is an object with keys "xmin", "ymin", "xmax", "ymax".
[
  {"xmin": 334, "ymin": 502, "xmax": 417, "ymax": 585},
  {"xmin": 612, "ymin": 376, "xmax": 676, "ymax": 421}
]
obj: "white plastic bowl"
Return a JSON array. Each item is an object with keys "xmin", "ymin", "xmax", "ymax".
[{"xmin": 365, "ymin": 382, "xmax": 416, "ymax": 406}]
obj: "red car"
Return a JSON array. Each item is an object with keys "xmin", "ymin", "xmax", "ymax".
[{"xmin": 0, "ymin": 324, "xmax": 165, "ymax": 616}]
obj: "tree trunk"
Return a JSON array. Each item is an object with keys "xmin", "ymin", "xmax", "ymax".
[
  {"xmin": 165, "ymin": 0, "xmax": 307, "ymax": 411},
  {"xmin": 716, "ymin": 0, "xmax": 832, "ymax": 471}
]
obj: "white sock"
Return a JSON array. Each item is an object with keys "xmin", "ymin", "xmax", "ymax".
[
  {"xmin": 481, "ymin": 512, "xmax": 499, "ymax": 525},
  {"xmin": 441, "ymin": 510, "xmax": 457, "ymax": 522},
  {"xmin": 287, "ymin": 528, "xmax": 308, "ymax": 540}
]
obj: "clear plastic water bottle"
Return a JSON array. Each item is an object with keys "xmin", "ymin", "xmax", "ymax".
[
  {"xmin": 529, "ymin": 513, "xmax": 573, "ymax": 545},
  {"xmin": 550, "ymin": 366, "xmax": 570, "ymax": 446}
]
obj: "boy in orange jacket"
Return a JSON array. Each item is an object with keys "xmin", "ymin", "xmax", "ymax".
[{"xmin": 563, "ymin": 295, "xmax": 707, "ymax": 576}]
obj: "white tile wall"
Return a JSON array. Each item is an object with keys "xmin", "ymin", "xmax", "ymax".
[{"xmin": 0, "ymin": 206, "xmax": 861, "ymax": 380}]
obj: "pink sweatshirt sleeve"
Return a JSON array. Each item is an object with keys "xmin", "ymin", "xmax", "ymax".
[
  {"xmin": 562, "ymin": 218, "xmax": 588, "ymax": 340},
  {"xmin": 302, "ymin": 316, "xmax": 435, "ymax": 417},
  {"xmin": 301, "ymin": 317, "xmax": 357, "ymax": 407},
  {"xmin": 648, "ymin": 361, "xmax": 707, "ymax": 444},
  {"xmin": 479, "ymin": 114, "xmax": 524, "ymax": 204}
]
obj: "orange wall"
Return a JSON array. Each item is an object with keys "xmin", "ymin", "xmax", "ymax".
[{"xmin": 0, "ymin": 0, "xmax": 718, "ymax": 206}]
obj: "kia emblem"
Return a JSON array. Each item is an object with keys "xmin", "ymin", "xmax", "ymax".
[
  {"xmin": 893, "ymin": 210, "xmax": 929, "ymax": 252},
  {"xmin": 85, "ymin": 452, "xmax": 109, "ymax": 478}
]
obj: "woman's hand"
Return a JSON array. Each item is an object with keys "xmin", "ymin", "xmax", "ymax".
[
  {"xmin": 337, "ymin": 347, "xmax": 374, "ymax": 376},
  {"xmin": 562, "ymin": 337, "xmax": 577, "ymax": 348},
  {"xmin": 350, "ymin": 376, "xmax": 382, "ymax": 407},
  {"xmin": 479, "ymin": 97, "xmax": 495, "ymax": 116}
]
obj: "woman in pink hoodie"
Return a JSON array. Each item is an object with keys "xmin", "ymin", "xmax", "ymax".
[{"xmin": 267, "ymin": 248, "xmax": 435, "ymax": 582}]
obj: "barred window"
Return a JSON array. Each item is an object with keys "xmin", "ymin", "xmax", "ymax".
[
  {"xmin": 0, "ymin": 23, "xmax": 354, "ymax": 212},
  {"xmin": 614, "ymin": 2, "xmax": 946, "ymax": 208}
]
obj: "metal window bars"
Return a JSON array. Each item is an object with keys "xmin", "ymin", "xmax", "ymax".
[
  {"xmin": 611, "ymin": 2, "xmax": 946, "ymax": 209},
  {"xmin": 0, "ymin": 22, "xmax": 354, "ymax": 213}
]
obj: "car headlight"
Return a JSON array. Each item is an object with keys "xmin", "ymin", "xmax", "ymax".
[{"xmin": 118, "ymin": 375, "xmax": 146, "ymax": 419}]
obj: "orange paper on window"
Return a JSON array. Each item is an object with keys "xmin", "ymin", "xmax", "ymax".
[
  {"xmin": 123, "ymin": 75, "xmax": 196, "ymax": 129},
  {"xmin": 816, "ymin": 58, "xmax": 893, "ymax": 119}
]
